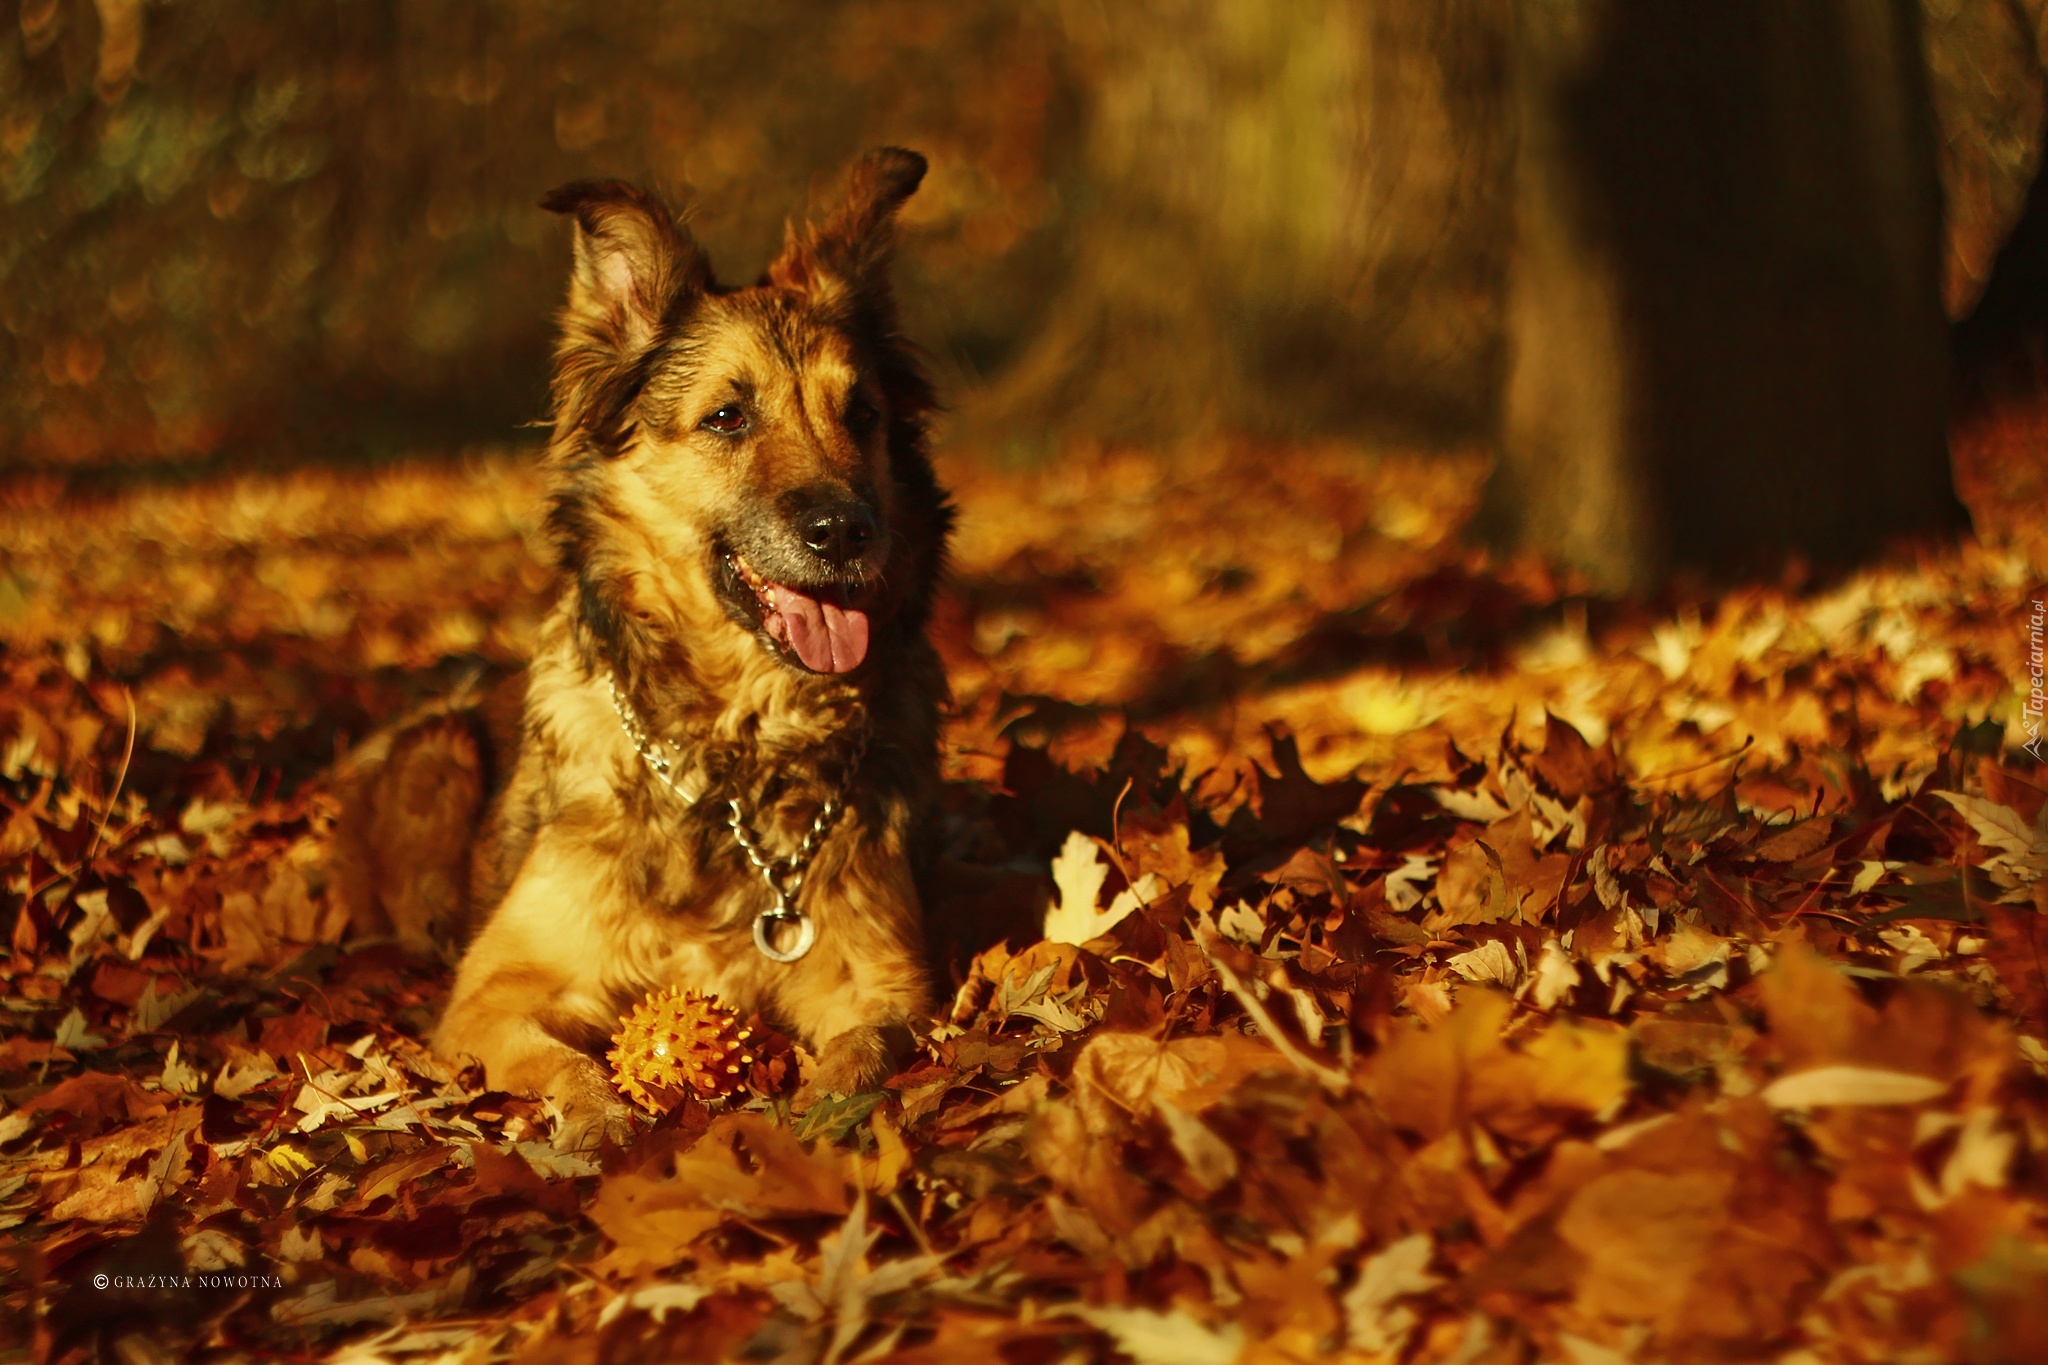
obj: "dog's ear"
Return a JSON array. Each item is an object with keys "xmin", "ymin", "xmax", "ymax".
[
  {"xmin": 769, "ymin": 147, "xmax": 926, "ymax": 321},
  {"xmin": 541, "ymin": 181, "xmax": 709, "ymax": 359}
]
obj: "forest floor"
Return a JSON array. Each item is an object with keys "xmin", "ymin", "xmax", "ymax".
[{"xmin": 1, "ymin": 428, "xmax": 2046, "ymax": 1364}]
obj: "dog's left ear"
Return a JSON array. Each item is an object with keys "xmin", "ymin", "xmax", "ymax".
[
  {"xmin": 542, "ymin": 180, "xmax": 709, "ymax": 361},
  {"xmin": 769, "ymin": 147, "xmax": 926, "ymax": 322}
]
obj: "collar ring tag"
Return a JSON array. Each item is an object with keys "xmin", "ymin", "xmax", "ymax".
[{"xmin": 752, "ymin": 904, "xmax": 816, "ymax": 963}]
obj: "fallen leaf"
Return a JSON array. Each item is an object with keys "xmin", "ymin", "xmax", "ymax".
[
  {"xmin": 1760, "ymin": 1066, "xmax": 1950, "ymax": 1109},
  {"xmin": 1343, "ymin": 1233, "xmax": 1441, "ymax": 1354},
  {"xmin": 1062, "ymin": 1305, "xmax": 1244, "ymax": 1365}
]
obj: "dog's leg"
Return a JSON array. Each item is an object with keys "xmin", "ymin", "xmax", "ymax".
[
  {"xmin": 332, "ymin": 713, "xmax": 487, "ymax": 954},
  {"xmin": 779, "ymin": 853, "xmax": 932, "ymax": 1107},
  {"xmin": 436, "ymin": 976, "xmax": 631, "ymax": 1152},
  {"xmin": 433, "ymin": 833, "xmax": 635, "ymax": 1152},
  {"xmin": 803, "ymin": 1019, "xmax": 917, "ymax": 1104}
]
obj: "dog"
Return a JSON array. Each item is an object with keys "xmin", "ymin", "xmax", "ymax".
[{"xmin": 420, "ymin": 148, "xmax": 952, "ymax": 1149}]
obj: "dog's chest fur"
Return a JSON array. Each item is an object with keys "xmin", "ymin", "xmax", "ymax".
[{"xmin": 472, "ymin": 594, "xmax": 926, "ymax": 1037}]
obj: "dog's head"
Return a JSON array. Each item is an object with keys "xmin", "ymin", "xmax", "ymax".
[{"xmin": 539, "ymin": 149, "xmax": 949, "ymax": 685}]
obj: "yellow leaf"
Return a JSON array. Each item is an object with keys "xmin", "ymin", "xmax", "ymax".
[
  {"xmin": 865, "ymin": 1106, "xmax": 912, "ymax": 1195},
  {"xmin": 1760, "ymin": 1066, "xmax": 1948, "ymax": 1109},
  {"xmin": 587, "ymin": 1173, "xmax": 726, "ymax": 1279},
  {"xmin": 1045, "ymin": 831, "xmax": 1134, "ymax": 945},
  {"xmin": 265, "ymin": 1144, "xmax": 315, "ymax": 1180},
  {"xmin": 1062, "ymin": 1306, "xmax": 1244, "ymax": 1365},
  {"xmin": 1514, "ymin": 1017, "xmax": 1632, "ymax": 1117},
  {"xmin": 1559, "ymin": 1168, "xmax": 1733, "ymax": 1324}
]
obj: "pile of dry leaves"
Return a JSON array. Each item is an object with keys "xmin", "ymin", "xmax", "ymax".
[{"xmin": 2, "ymin": 436, "xmax": 2046, "ymax": 1363}]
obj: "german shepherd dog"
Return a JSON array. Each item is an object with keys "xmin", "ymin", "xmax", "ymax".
[{"xmin": 416, "ymin": 149, "xmax": 950, "ymax": 1149}]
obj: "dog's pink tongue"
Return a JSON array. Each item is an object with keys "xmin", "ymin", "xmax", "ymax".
[{"xmin": 773, "ymin": 583, "xmax": 870, "ymax": 673}]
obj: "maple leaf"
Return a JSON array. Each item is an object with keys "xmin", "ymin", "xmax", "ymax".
[
  {"xmin": 1934, "ymin": 790, "xmax": 2048, "ymax": 894},
  {"xmin": 1368, "ymin": 992, "xmax": 1629, "ymax": 1144},
  {"xmin": 596, "ymin": 1282, "xmax": 713, "ymax": 1330},
  {"xmin": 1060, "ymin": 1305, "xmax": 1244, "ymax": 1365},
  {"xmin": 996, "ymin": 959, "xmax": 1092, "ymax": 1032},
  {"xmin": 1043, "ymin": 830, "xmax": 1157, "ymax": 945},
  {"xmin": 1447, "ymin": 937, "xmax": 1522, "ymax": 987},
  {"xmin": 772, "ymin": 1194, "xmax": 947, "ymax": 1365},
  {"xmin": 157, "ymin": 1041, "xmax": 202, "ymax": 1096}
]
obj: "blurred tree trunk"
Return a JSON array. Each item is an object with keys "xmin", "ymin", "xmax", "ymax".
[
  {"xmin": 1477, "ymin": 0, "xmax": 1969, "ymax": 592},
  {"xmin": 988, "ymin": 0, "xmax": 2022, "ymax": 593},
  {"xmin": 1921, "ymin": 0, "xmax": 2048, "ymax": 321},
  {"xmin": 967, "ymin": 0, "xmax": 1512, "ymax": 457}
]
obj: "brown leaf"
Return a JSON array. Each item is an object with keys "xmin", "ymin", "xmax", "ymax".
[
  {"xmin": 1226, "ymin": 728, "xmax": 1368, "ymax": 859},
  {"xmin": 352, "ymin": 1145, "xmax": 453, "ymax": 1209},
  {"xmin": 1117, "ymin": 799, "xmax": 1223, "ymax": 912},
  {"xmin": 1754, "ymin": 818, "xmax": 1834, "ymax": 863},
  {"xmin": 1559, "ymin": 1167, "xmax": 1734, "ymax": 1324},
  {"xmin": 1530, "ymin": 711, "xmax": 1616, "ymax": 803},
  {"xmin": 588, "ymin": 1171, "xmax": 729, "ymax": 1278},
  {"xmin": 20, "ymin": 1071, "xmax": 168, "ymax": 1132},
  {"xmin": 1026, "ymin": 1101, "xmax": 1148, "ymax": 1240},
  {"xmin": 1368, "ymin": 993, "xmax": 1628, "ymax": 1145},
  {"xmin": 256, "ymin": 1011, "xmax": 330, "ymax": 1066},
  {"xmin": 659, "ymin": 1113, "xmax": 849, "ymax": 1219},
  {"xmin": 87, "ymin": 960, "xmax": 153, "ymax": 1007},
  {"xmin": 1069, "ymin": 1030, "xmax": 1280, "ymax": 1134}
]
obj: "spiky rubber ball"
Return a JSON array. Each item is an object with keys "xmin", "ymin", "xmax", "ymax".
[{"xmin": 608, "ymin": 987, "xmax": 758, "ymax": 1114}]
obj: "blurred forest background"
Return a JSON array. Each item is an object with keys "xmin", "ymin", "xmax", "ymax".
[{"xmin": 2, "ymin": 0, "xmax": 2047, "ymax": 581}]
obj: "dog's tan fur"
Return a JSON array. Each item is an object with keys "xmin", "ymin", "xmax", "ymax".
[{"xmin": 431, "ymin": 149, "xmax": 952, "ymax": 1147}]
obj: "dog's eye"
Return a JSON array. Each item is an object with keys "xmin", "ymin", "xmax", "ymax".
[
  {"xmin": 845, "ymin": 396, "xmax": 879, "ymax": 436},
  {"xmin": 701, "ymin": 404, "xmax": 749, "ymax": 436}
]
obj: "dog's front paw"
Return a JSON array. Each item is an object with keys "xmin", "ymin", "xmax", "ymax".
[
  {"xmin": 546, "ymin": 1058, "xmax": 637, "ymax": 1153},
  {"xmin": 794, "ymin": 1025, "xmax": 903, "ymax": 1112},
  {"xmin": 553, "ymin": 1103, "xmax": 637, "ymax": 1154}
]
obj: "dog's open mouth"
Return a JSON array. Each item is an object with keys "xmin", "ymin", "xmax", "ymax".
[{"xmin": 721, "ymin": 550, "xmax": 872, "ymax": 674}]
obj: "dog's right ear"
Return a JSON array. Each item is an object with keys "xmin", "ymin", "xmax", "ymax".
[
  {"xmin": 767, "ymin": 148, "xmax": 926, "ymax": 325},
  {"xmin": 541, "ymin": 181, "xmax": 709, "ymax": 360}
]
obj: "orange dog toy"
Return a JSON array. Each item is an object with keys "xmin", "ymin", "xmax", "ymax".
[{"xmin": 607, "ymin": 987, "xmax": 759, "ymax": 1114}]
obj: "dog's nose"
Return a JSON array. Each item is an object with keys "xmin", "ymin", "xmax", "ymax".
[{"xmin": 798, "ymin": 500, "xmax": 877, "ymax": 566}]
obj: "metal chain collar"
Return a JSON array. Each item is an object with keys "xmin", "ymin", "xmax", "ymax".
[
  {"xmin": 604, "ymin": 672, "xmax": 704, "ymax": 805},
  {"xmin": 603, "ymin": 671, "xmax": 866, "ymax": 963}
]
